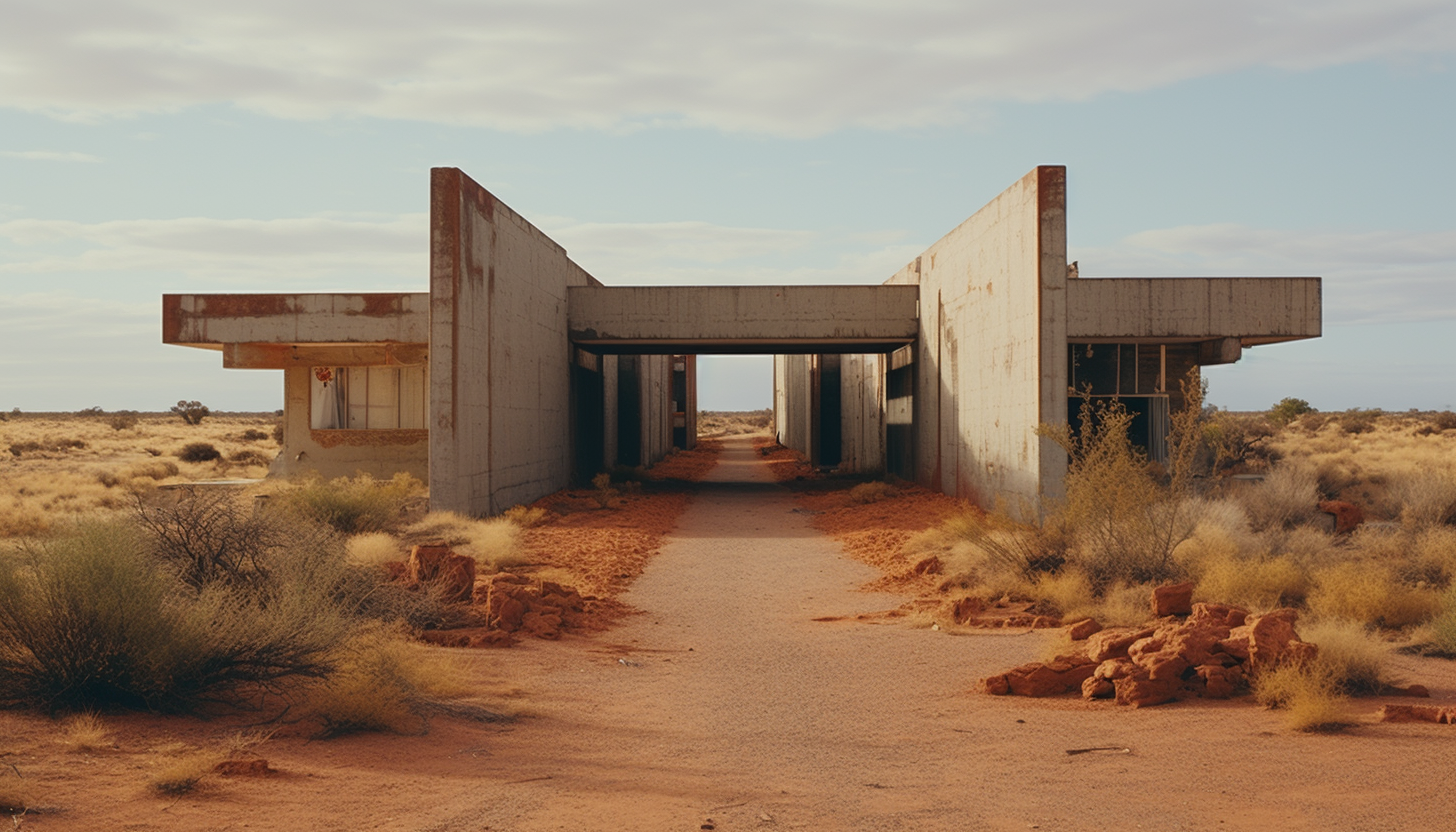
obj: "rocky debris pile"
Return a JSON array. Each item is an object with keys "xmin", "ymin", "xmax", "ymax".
[
  {"xmin": 474, "ymin": 572, "xmax": 594, "ymax": 640},
  {"xmin": 1318, "ymin": 500, "xmax": 1365, "ymax": 534},
  {"xmin": 983, "ymin": 582, "xmax": 1320, "ymax": 708},
  {"xmin": 387, "ymin": 543, "xmax": 599, "ymax": 648}
]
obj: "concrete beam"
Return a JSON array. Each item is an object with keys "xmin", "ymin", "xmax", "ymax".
[
  {"xmin": 163, "ymin": 293, "xmax": 428, "ymax": 347},
  {"xmin": 568, "ymin": 285, "xmax": 918, "ymax": 354},
  {"xmin": 1065, "ymin": 278, "xmax": 1321, "ymax": 345},
  {"xmin": 1198, "ymin": 337, "xmax": 1243, "ymax": 366},
  {"xmin": 222, "ymin": 342, "xmax": 428, "ymax": 369}
]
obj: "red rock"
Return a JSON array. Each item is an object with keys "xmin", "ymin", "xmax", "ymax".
[
  {"xmin": 491, "ymin": 595, "xmax": 527, "ymax": 631},
  {"xmin": 1113, "ymin": 673, "xmax": 1180, "ymax": 708},
  {"xmin": 382, "ymin": 560, "xmax": 409, "ymax": 583},
  {"xmin": 1082, "ymin": 677, "xmax": 1115, "ymax": 699},
  {"xmin": 1093, "ymin": 658, "xmax": 1139, "ymax": 681},
  {"xmin": 983, "ymin": 656, "xmax": 1096, "ymax": 698},
  {"xmin": 1087, "ymin": 628, "xmax": 1155, "ymax": 663},
  {"xmin": 1318, "ymin": 500, "xmax": 1365, "ymax": 534},
  {"xmin": 521, "ymin": 610, "xmax": 564, "ymax": 639},
  {"xmin": 1067, "ymin": 618, "xmax": 1103, "ymax": 640},
  {"xmin": 1381, "ymin": 683, "xmax": 1431, "ymax": 698},
  {"xmin": 912, "ymin": 556, "xmax": 943, "ymax": 575},
  {"xmin": 1246, "ymin": 608, "xmax": 1306, "ymax": 673},
  {"xmin": 951, "ymin": 596, "xmax": 983, "ymax": 624},
  {"xmin": 983, "ymin": 674, "xmax": 1011, "ymax": 696},
  {"xmin": 214, "ymin": 758, "xmax": 273, "ymax": 777},
  {"xmin": 1195, "ymin": 664, "xmax": 1243, "ymax": 699},
  {"xmin": 1190, "ymin": 602, "xmax": 1248, "ymax": 629},
  {"xmin": 1217, "ymin": 626, "xmax": 1252, "ymax": 662},
  {"xmin": 1151, "ymin": 582, "xmax": 1195, "ymax": 617},
  {"xmin": 407, "ymin": 542, "xmax": 453, "ymax": 583},
  {"xmin": 1379, "ymin": 704, "xmax": 1447, "ymax": 724}
]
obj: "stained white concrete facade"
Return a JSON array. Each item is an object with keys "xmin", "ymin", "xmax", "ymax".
[{"xmin": 166, "ymin": 164, "xmax": 1320, "ymax": 517}]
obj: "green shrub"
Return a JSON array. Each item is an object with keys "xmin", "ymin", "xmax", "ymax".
[
  {"xmin": 177, "ymin": 442, "xmax": 220, "ymax": 463},
  {"xmin": 271, "ymin": 473, "xmax": 421, "ymax": 535},
  {"xmin": 1268, "ymin": 397, "xmax": 1315, "ymax": 427},
  {"xmin": 0, "ymin": 520, "xmax": 351, "ymax": 712}
]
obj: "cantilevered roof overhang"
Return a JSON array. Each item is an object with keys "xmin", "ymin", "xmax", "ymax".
[
  {"xmin": 1065, "ymin": 277, "xmax": 1321, "ymax": 346},
  {"xmin": 162, "ymin": 293, "xmax": 429, "ymax": 368},
  {"xmin": 567, "ymin": 285, "xmax": 920, "ymax": 354}
]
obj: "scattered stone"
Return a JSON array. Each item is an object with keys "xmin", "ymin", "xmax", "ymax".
[
  {"xmin": 1317, "ymin": 500, "xmax": 1365, "ymax": 534},
  {"xmin": 1150, "ymin": 582, "xmax": 1195, "ymax": 617},
  {"xmin": 1190, "ymin": 602, "xmax": 1248, "ymax": 629},
  {"xmin": 951, "ymin": 596, "xmax": 983, "ymax": 624},
  {"xmin": 1379, "ymin": 683, "xmax": 1431, "ymax": 698},
  {"xmin": 1113, "ymin": 674, "xmax": 1179, "ymax": 708},
  {"xmin": 1379, "ymin": 704, "xmax": 1452, "ymax": 724},
  {"xmin": 406, "ymin": 543, "xmax": 477, "ymax": 603},
  {"xmin": 214, "ymin": 758, "xmax": 273, "ymax": 777},
  {"xmin": 912, "ymin": 556, "xmax": 943, "ymax": 575},
  {"xmin": 1081, "ymin": 676, "xmax": 1115, "ymax": 699},
  {"xmin": 983, "ymin": 655, "xmax": 1096, "ymax": 698},
  {"xmin": 1067, "ymin": 618, "xmax": 1103, "ymax": 640}
]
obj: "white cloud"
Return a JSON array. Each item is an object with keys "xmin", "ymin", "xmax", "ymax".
[
  {"xmin": 0, "ymin": 1, "xmax": 1450, "ymax": 135},
  {"xmin": 0, "ymin": 214, "xmax": 428, "ymax": 283},
  {"xmin": 0, "ymin": 149, "xmax": 101, "ymax": 162},
  {"xmin": 1076, "ymin": 223, "xmax": 1456, "ymax": 325}
]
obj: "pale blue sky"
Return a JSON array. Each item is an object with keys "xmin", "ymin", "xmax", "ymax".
[{"xmin": 1, "ymin": 1, "xmax": 1453, "ymax": 413}]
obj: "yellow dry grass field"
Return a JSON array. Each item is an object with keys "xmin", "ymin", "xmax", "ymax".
[
  {"xmin": 0, "ymin": 411, "xmax": 280, "ymax": 538},
  {"xmin": 697, "ymin": 408, "xmax": 772, "ymax": 437}
]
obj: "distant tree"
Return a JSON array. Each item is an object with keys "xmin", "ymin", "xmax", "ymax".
[
  {"xmin": 1268, "ymin": 397, "xmax": 1314, "ymax": 427},
  {"xmin": 170, "ymin": 400, "xmax": 210, "ymax": 426}
]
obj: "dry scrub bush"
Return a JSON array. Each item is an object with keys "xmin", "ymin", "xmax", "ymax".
[
  {"xmin": 849, "ymin": 481, "xmax": 896, "ymax": 504},
  {"xmin": 1307, "ymin": 561, "xmax": 1442, "ymax": 630},
  {"xmin": 346, "ymin": 532, "xmax": 403, "ymax": 566},
  {"xmin": 1299, "ymin": 618, "xmax": 1394, "ymax": 695},
  {"xmin": 1414, "ymin": 586, "xmax": 1456, "ymax": 657},
  {"xmin": 0, "ymin": 516, "xmax": 352, "ymax": 712},
  {"xmin": 1254, "ymin": 664, "xmax": 1351, "ymax": 732},
  {"xmin": 270, "ymin": 472, "xmax": 421, "ymax": 534},
  {"xmin": 1389, "ymin": 468, "xmax": 1456, "ymax": 528},
  {"xmin": 1197, "ymin": 556, "xmax": 1310, "ymax": 612},
  {"xmin": 404, "ymin": 511, "xmax": 525, "ymax": 572},
  {"xmin": 942, "ymin": 510, "xmax": 1066, "ymax": 579},
  {"xmin": 591, "ymin": 472, "xmax": 618, "ymax": 509},
  {"xmin": 305, "ymin": 625, "xmax": 469, "ymax": 737},
  {"xmin": 1236, "ymin": 465, "xmax": 1320, "ymax": 532},
  {"xmin": 177, "ymin": 442, "xmax": 220, "ymax": 463},
  {"xmin": 503, "ymin": 504, "xmax": 548, "ymax": 528}
]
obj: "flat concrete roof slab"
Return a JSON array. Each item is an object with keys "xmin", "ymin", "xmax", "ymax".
[
  {"xmin": 1065, "ymin": 277, "xmax": 1321, "ymax": 345},
  {"xmin": 567, "ymin": 285, "xmax": 919, "ymax": 354},
  {"xmin": 163, "ymin": 293, "xmax": 429, "ymax": 348}
]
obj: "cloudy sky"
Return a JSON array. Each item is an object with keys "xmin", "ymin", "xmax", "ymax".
[{"xmin": 1, "ymin": 0, "xmax": 1453, "ymax": 413}]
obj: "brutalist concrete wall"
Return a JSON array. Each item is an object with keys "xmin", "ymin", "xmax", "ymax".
[
  {"xmin": 839, "ymin": 353, "xmax": 885, "ymax": 474},
  {"xmin": 887, "ymin": 166, "xmax": 1069, "ymax": 510},
  {"xmin": 429, "ymin": 168, "xmax": 601, "ymax": 516},
  {"xmin": 272, "ymin": 367, "xmax": 429, "ymax": 482},
  {"xmin": 773, "ymin": 354, "xmax": 813, "ymax": 457},
  {"xmin": 641, "ymin": 355, "xmax": 673, "ymax": 462}
]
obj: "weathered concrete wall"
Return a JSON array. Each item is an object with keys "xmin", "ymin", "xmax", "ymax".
[
  {"xmin": 888, "ymin": 165, "xmax": 1068, "ymax": 511},
  {"xmin": 1066, "ymin": 278, "xmax": 1322, "ymax": 344},
  {"xmin": 569, "ymin": 285, "xmax": 917, "ymax": 353},
  {"xmin": 429, "ymin": 167, "xmax": 602, "ymax": 516},
  {"xmin": 839, "ymin": 353, "xmax": 885, "ymax": 475},
  {"xmin": 272, "ymin": 366, "xmax": 428, "ymax": 481},
  {"xmin": 773, "ymin": 354, "xmax": 813, "ymax": 456},
  {"xmin": 641, "ymin": 355, "xmax": 673, "ymax": 464}
]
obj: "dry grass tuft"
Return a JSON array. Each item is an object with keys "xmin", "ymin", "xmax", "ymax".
[
  {"xmin": 306, "ymin": 626, "xmax": 471, "ymax": 737},
  {"xmin": 59, "ymin": 711, "xmax": 112, "ymax": 751},
  {"xmin": 1254, "ymin": 664, "xmax": 1353, "ymax": 732},
  {"xmin": 503, "ymin": 504, "xmax": 548, "ymax": 528},
  {"xmin": 1300, "ymin": 618, "xmax": 1394, "ymax": 695},
  {"xmin": 848, "ymin": 481, "xmax": 896, "ymax": 505},
  {"xmin": 149, "ymin": 749, "xmax": 224, "ymax": 796},
  {"xmin": 345, "ymin": 531, "xmax": 403, "ymax": 567}
]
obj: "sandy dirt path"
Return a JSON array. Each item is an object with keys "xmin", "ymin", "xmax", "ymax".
[
  {"xmin": 9, "ymin": 435, "xmax": 1453, "ymax": 831},
  {"xmin": 416, "ymin": 437, "xmax": 1456, "ymax": 831}
]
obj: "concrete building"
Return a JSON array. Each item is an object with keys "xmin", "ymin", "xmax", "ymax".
[{"xmin": 164, "ymin": 165, "xmax": 1320, "ymax": 516}]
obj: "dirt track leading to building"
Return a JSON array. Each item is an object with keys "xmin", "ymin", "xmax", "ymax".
[
  {"xmin": 422, "ymin": 436, "xmax": 1455, "ymax": 831},
  {"xmin": 7, "ymin": 435, "xmax": 1453, "ymax": 831}
]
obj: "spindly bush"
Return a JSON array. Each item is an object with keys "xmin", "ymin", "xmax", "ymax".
[
  {"xmin": 170, "ymin": 400, "xmax": 210, "ymax": 425},
  {"xmin": 270, "ymin": 473, "xmax": 421, "ymax": 535}
]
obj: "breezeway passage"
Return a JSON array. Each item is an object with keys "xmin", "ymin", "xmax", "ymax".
[
  {"xmin": 165, "ymin": 165, "xmax": 1321, "ymax": 522},
  {"xmin": 402, "ymin": 436, "xmax": 1450, "ymax": 832}
]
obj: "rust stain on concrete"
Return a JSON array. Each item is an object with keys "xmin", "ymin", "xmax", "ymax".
[{"xmin": 310, "ymin": 429, "xmax": 429, "ymax": 449}]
